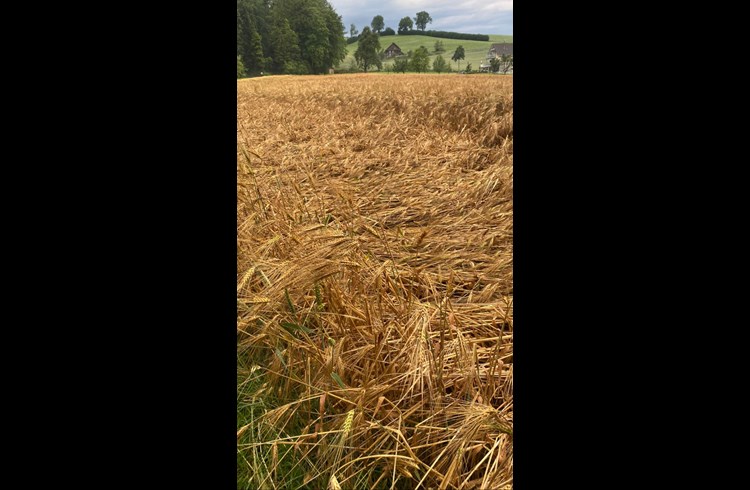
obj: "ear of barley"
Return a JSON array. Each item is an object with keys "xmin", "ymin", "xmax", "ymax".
[
  {"xmin": 328, "ymin": 474, "xmax": 342, "ymax": 490},
  {"xmin": 342, "ymin": 409, "xmax": 354, "ymax": 436}
]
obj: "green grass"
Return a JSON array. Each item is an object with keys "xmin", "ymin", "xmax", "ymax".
[
  {"xmin": 237, "ymin": 349, "xmax": 311, "ymax": 489},
  {"xmin": 237, "ymin": 327, "xmax": 411, "ymax": 489},
  {"xmin": 340, "ymin": 33, "xmax": 513, "ymax": 72}
]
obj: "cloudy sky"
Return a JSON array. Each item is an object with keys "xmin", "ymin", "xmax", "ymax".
[{"xmin": 328, "ymin": 0, "xmax": 513, "ymax": 36}]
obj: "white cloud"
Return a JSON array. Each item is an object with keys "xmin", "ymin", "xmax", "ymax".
[{"xmin": 329, "ymin": 0, "xmax": 513, "ymax": 35}]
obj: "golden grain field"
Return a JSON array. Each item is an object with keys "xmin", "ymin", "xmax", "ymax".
[{"xmin": 238, "ymin": 73, "xmax": 513, "ymax": 490}]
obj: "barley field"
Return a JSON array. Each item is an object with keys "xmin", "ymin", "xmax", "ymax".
[{"xmin": 238, "ymin": 73, "xmax": 513, "ymax": 490}]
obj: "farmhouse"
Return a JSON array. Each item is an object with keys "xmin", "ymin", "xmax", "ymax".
[
  {"xmin": 480, "ymin": 43, "xmax": 514, "ymax": 73},
  {"xmin": 384, "ymin": 42, "xmax": 403, "ymax": 58},
  {"xmin": 487, "ymin": 43, "xmax": 513, "ymax": 59}
]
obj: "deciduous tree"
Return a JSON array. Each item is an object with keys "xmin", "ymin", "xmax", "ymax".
[
  {"xmin": 432, "ymin": 55, "xmax": 447, "ymax": 73},
  {"xmin": 410, "ymin": 45, "xmax": 430, "ymax": 72},
  {"xmin": 371, "ymin": 15, "xmax": 384, "ymax": 34},
  {"xmin": 393, "ymin": 58, "xmax": 409, "ymax": 72},
  {"xmin": 451, "ymin": 45, "xmax": 465, "ymax": 70},
  {"xmin": 354, "ymin": 27, "xmax": 382, "ymax": 72},
  {"xmin": 398, "ymin": 16, "xmax": 413, "ymax": 34},
  {"xmin": 414, "ymin": 11, "xmax": 432, "ymax": 31}
]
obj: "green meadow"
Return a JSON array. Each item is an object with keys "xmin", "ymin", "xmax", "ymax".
[{"xmin": 341, "ymin": 34, "xmax": 513, "ymax": 71}]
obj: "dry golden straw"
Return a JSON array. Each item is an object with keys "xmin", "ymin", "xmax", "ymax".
[{"xmin": 238, "ymin": 73, "xmax": 513, "ymax": 490}]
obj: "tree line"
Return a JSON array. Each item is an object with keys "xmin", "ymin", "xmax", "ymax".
[
  {"xmin": 348, "ymin": 11, "xmax": 433, "ymax": 43},
  {"xmin": 348, "ymin": 11, "xmax": 489, "ymax": 44},
  {"xmin": 237, "ymin": 0, "xmax": 346, "ymax": 77},
  {"xmin": 388, "ymin": 44, "xmax": 462, "ymax": 73},
  {"xmin": 350, "ymin": 11, "xmax": 433, "ymax": 36},
  {"xmin": 397, "ymin": 30, "xmax": 490, "ymax": 42}
]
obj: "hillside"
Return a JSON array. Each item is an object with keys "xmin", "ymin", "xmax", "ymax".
[{"xmin": 340, "ymin": 34, "xmax": 513, "ymax": 71}]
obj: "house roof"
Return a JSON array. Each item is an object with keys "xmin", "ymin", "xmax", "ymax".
[
  {"xmin": 385, "ymin": 42, "xmax": 402, "ymax": 52},
  {"xmin": 488, "ymin": 43, "xmax": 513, "ymax": 56}
]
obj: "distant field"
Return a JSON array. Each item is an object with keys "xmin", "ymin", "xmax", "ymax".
[
  {"xmin": 340, "ymin": 34, "xmax": 513, "ymax": 71},
  {"xmin": 238, "ymin": 74, "xmax": 513, "ymax": 489}
]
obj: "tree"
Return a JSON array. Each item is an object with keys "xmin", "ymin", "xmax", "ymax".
[
  {"xmin": 432, "ymin": 55, "xmax": 447, "ymax": 73},
  {"xmin": 434, "ymin": 40, "xmax": 444, "ymax": 53},
  {"xmin": 414, "ymin": 11, "xmax": 433, "ymax": 31},
  {"xmin": 465, "ymin": 62, "xmax": 472, "ymax": 73},
  {"xmin": 371, "ymin": 15, "xmax": 384, "ymax": 34},
  {"xmin": 500, "ymin": 54, "xmax": 513, "ymax": 74},
  {"xmin": 245, "ymin": 28, "xmax": 265, "ymax": 75},
  {"xmin": 451, "ymin": 45, "xmax": 465, "ymax": 70},
  {"xmin": 489, "ymin": 58, "xmax": 500, "ymax": 73},
  {"xmin": 237, "ymin": 4, "xmax": 261, "ymax": 74},
  {"xmin": 237, "ymin": 56, "xmax": 246, "ymax": 78},
  {"xmin": 350, "ymin": 23, "xmax": 358, "ymax": 38},
  {"xmin": 393, "ymin": 58, "xmax": 409, "ymax": 73},
  {"xmin": 325, "ymin": 12, "xmax": 348, "ymax": 72},
  {"xmin": 382, "ymin": 27, "xmax": 395, "ymax": 36},
  {"xmin": 410, "ymin": 46, "xmax": 430, "ymax": 72},
  {"xmin": 237, "ymin": 7, "xmax": 244, "ymax": 57},
  {"xmin": 237, "ymin": 0, "xmax": 271, "ymax": 71},
  {"xmin": 271, "ymin": 0, "xmax": 346, "ymax": 74},
  {"xmin": 398, "ymin": 16, "xmax": 413, "ymax": 34},
  {"xmin": 354, "ymin": 27, "xmax": 382, "ymax": 72},
  {"xmin": 237, "ymin": 0, "xmax": 347, "ymax": 75},
  {"xmin": 269, "ymin": 17, "xmax": 300, "ymax": 73}
]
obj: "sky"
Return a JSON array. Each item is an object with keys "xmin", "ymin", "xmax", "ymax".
[{"xmin": 327, "ymin": 0, "xmax": 512, "ymax": 36}]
